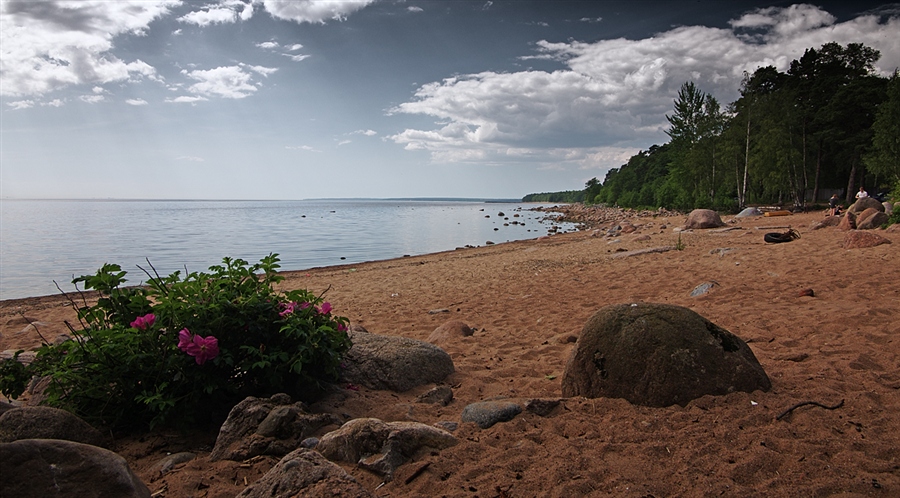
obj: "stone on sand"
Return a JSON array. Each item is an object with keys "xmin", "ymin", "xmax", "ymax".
[
  {"xmin": 561, "ymin": 303, "xmax": 771, "ymax": 407},
  {"xmin": 342, "ymin": 330, "xmax": 455, "ymax": 392},
  {"xmin": 683, "ymin": 209, "xmax": 725, "ymax": 229}
]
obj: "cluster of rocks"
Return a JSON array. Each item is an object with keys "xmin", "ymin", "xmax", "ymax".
[
  {"xmin": 807, "ymin": 197, "xmax": 895, "ymax": 248},
  {"xmin": 531, "ymin": 204, "xmax": 681, "ymax": 230},
  {"xmin": 2, "ymin": 304, "xmax": 772, "ymax": 497}
]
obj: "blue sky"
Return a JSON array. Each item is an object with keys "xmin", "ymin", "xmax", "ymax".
[{"xmin": 1, "ymin": 1, "xmax": 899, "ymax": 200}]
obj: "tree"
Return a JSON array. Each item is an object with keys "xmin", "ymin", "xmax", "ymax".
[{"xmin": 865, "ymin": 71, "xmax": 900, "ymax": 184}]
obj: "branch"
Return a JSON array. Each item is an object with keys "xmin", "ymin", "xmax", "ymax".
[{"xmin": 776, "ymin": 399, "xmax": 844, "ymax": 421}]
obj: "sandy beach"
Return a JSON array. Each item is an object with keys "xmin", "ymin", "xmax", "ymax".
[{"xmin": 2, "ymin": 208, "xmax": 898, "ymax": 497}]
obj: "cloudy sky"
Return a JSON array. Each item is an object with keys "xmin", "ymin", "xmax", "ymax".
[{"xmin": 1, "ymin": 1, "xmax": 899, "ymax": 200}]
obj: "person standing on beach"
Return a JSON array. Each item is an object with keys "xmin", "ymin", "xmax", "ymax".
[
  {"xmin": 856, "ymin": 187, "xmax": 868, "ymax": 199},
  {"xmin": 829, "ymin": 194, "xmax": 841, "ymax": 216}
]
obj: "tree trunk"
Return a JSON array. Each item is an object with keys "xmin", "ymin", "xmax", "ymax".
[
  {"xmin": 741, "ymin": 116, "xmax": 751, "ymax": 208},
  {"xmin": 812, "ymin": 144, "xmax": 821, "ymax": 203},
  {"xmin": 846, "ymin": 161, "xmax": 857, "ymax": 204}
]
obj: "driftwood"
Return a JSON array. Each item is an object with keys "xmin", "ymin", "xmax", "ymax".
[
  {"xmin": 776, "ymin": 399, "xmax": 844, "ymax": 420},
  {"xmin": 609, "ymin": 246, "xmax": 676, "ymax": 259}
]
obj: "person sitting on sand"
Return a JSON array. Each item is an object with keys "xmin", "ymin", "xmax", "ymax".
[
  {"xmin": 856, "ymin": 187, "xmax": 868, "ymax": 200},
  {"xmin": 828, "ymin": 194, "xmax": 841, "ymax": 216}
]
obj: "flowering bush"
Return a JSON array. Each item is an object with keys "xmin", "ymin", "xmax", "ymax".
[{"xmin": 21, "ymin": 254, "xmax": 351, "ymax": 431}]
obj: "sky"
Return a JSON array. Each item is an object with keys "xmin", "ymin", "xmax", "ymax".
[{"xmin": 1, "ymin": 1, "xmax": 899, "ymax": 200}]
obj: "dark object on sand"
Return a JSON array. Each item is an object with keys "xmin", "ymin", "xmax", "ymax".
[{"xmin": 764, "ymin": 229, "xmax": 800, "ymax": 244}]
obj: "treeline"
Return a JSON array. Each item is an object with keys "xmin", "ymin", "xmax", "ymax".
[
  {"xmin": 522, "ymin": 190, "xmax": 585, "ymax": 203},
  {"xmin": 549, "ymin": 42, "xmax": 900, "ymax": 212}
]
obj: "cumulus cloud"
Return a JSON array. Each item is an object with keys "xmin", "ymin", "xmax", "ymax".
[
  {"xmin": 283, "ymin": 53, "xmax": 311, "ymax": 62},
  {"xmin": 6, "ymin": 100, "xmax": 34, "ymax": 110},
  {"xmin": 256, "ymin": 41, "xmax": 280, "ymax": 49},
  {"xmin": 178, "ymin": 6, "xmax": 238, "ymax": 26},
  {"xmin": 178, "ymin": 64, "xmax": 276, "ymax": 99},
  {"xmin": 408, "ymin": 6, "xmax": 423, "ymax": 13},
  {"xmin": 79, "ymin": 94, "xmax": 106, "ymax": 103},
  {"xmin": 126, "ymin": 98, "xmax": 149, "ymax": 106},
  {"xmin": 0, "ymin": 0, "xmax": 177, "ymax": 97},
  {"xmin": 166, "ymin": 95, "xmax": 208, "ymax": 104},
  {"xmin": 261, "ymin": 0, "xmax": 376, "ymax": 24},
  {"xmin": 389, "ymin": 4, "xmax": 900, "ymax": 168},
  {"xmin": 354, "ymin": 129, "xmax": 377, "ymax": 136}
]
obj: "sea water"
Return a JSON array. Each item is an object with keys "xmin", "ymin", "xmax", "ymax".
[{"xmin": 0, "ymin": 199, "xmax": 574, "ymax": 300}]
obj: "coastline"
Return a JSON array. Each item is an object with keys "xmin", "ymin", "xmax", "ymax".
[{"xmin": 2, "ymin": 208, "xmax": 899, "ymax": 496}]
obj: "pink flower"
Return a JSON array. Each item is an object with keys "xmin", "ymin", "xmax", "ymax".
[
  {"xmin": 177, "ymin": 329, "xmax": 219, "ymax": 365},
  {"xmin": 337, "ymin": 323, "xmax": 347, "ymax": 333},
  {"xmin": 318, "ymin": 302, "xmax": 332, "ymax": 315},
  {"xmin": 278, "ymin": 301, "xmax": 298, "ymax": 317},
  {"xmin": 130, "ymin": 313, "xmax": 156, "ymax": 330}
]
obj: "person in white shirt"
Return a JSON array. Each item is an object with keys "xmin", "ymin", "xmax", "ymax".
[{"xmin": 856, "ymin": 187, "xmax": 868, "ymax": 199}]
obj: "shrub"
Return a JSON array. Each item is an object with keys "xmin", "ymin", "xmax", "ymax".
[{"xmin": 18, "ymin": 254, "xmax": 350, "ymax": 431}]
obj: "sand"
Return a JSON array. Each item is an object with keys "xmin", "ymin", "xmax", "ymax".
[{"xmin": 1, "ymin": 209, "xmax": 898, "ymax": 497}]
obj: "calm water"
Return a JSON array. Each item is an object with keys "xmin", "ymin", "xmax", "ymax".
[{"xmin": 0, "ymin": 199, "xmax": 573, "ymax": 300}]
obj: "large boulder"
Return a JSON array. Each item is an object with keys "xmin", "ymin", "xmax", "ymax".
[
  {"xmin": 849, "ymin": 196, "xmax": 884, "ymax": 214},
  {"xmin": 0, "ymin": 406, "xmax": 107, "ymax": 447},
  {"xmin": 0, "ymin": 439, "xmax": 150, "ymax": 498},
  {"xmin": 461, "ymin": 400, "xmax": 522, "ymax": 429},
  {"xmin": 841, "ymin": 231, "xmax": 892, "ymax": 249},
  {"xmin": 342, "ymin": 330, "xmax": 454, "ymax": 392},
  {"xmin": 237, "ymin": 448, "xmax": 372, "ymax": 498},
  {"xmin": 857, "ymin": 211, "xmax": 890, "ymax": 230},
  {"xmin": 562, "ymin": 303, "xmax": 771, "ymax": 407},
  {"xmin": 837, "ymin": 211, "xmax": 856, "ymax": 230},
  {"xmin": 735, "ymin": 207, "xmax": 762, "ymax": 218},
  {"xmin": 317, "ymin": 418, "xmax": 457, "ymax": 480},
  {"xmin": 209, "ymin": 393, "xmax": 340, "ymax": 462},
  {"xmin": 683, "ymin": 209, "xmax": 725, "ymax": 229},
  {"xmin": 810, "ymin": 216, "xmax": 841, "ymax": 230}
]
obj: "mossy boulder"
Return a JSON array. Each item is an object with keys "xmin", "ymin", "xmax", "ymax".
[{"xmin": 562, "ymin": 303, "xmax": 770, "ymax": 407}]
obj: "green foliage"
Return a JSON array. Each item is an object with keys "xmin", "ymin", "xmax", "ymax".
[
  {"xmin": 865, "ymin": 71, "xmax": 900, "ymax": 183},
  {"xmin": 522, "ymin": 190, "xmax": 585, "ymax": 203},
  {"xmin": 0, "ymin": 351, "xmax": 30, "ymax": 400},
  {"xmin": 21, "ymin": 254, "xmax": 350, "ymax": 431}
]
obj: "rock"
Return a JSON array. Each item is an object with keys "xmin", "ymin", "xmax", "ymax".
[
  {"xmin": 841, "ymin": 231, "xmax": 892, "ymax": 249},
  {"xmin": 415, "ymin": 386, "xmax": 453, "ymax": 406},
  {"xmin": 0, "ymin": 406, "xmax": 107, "ymax": 447},
  {"xmin": 884, "ymin": 202, "xmax": 893, "ymax": 215},
  {"xmin": 524, "ymin": 398, "xmax": 561, "ymax": 417},
  {"xmin": 837, "ymin": 211, "xmax": 856, "ymax": 230},
  {"xmin": 857, "ymin": 211, "xmax": 889, "ymax": 230},
  {"xmin": 849, "ymin": 197, "xmax": 885, "ymax": 214},
  {"xmin": 810, "ymin": 216, "xmax": 841, "ymax": 230},
  {"xmin": 797, "ymin": 288, "xmax": 815, "ymax": 297},
  {"xmin": 317, "ymin": 418, "xmax": 457, "ymax": 480},
  {"xmin": 856, "ymin": 207, "xmax": 881, "ymax": 226},
  {"xmin": 154, "ymin": 452, "xmax": 195, "ymax": 476},
  {"xmin": 460, "ymin": 400, "xmax": 522, "ymax": 429},
  {"xmin": 888, "ymin": 223, "xmax": 900, "ymax": 233},
  {"xmin": 690, "ymin": 281, "xmax": 718, "ymax": 297},
  {"xmin": 683, "ymin": 209, "xmax": 725, "ymax": 229},
  {"xmin": 0, "ymin": 439, "xmax": 150, "ymax": 498},
  {"xmin": 427, "ymin": 320, "xmax": 474, "ymax": 346},
  {"xmin": 434, "ymin": 421, "xmax": 458, "ymax": 432},
  {"xmin": 561, "ymin": 303, "xmax": 771, "ymax": 407},
  {"xmin": 0, "ymin": 400, "xmax": 17, "ymax": 416},
  {"xmin": 342, "ymin": 330, "xmax": 455, "ymax": 392},
  {"xmin": 236, "ymin": 448, "xmax": 372, "ymax": 498},
  {"xmin": 209, "ymin": 394, "xmax": 341, "ymax": 462},
  {"xmin": 735, "ymin": 207, "xmax": 763, "ymax": 217}
]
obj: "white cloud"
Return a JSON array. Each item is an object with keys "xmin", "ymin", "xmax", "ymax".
[
  {"xmin": 0, "ymin": 0, "xmax": 177, "ymax": 97},
  {"xmin": 286, "ymin": 43, "xmax": 304, "ymax": 51},
  {"xmin": 283, "ymin": 53, "xmax": 311, "ymax": 62},
  {"xmin": 256, "ymin": 41, "xmax": 280, "ymax": 49},
  {"xmin": 286, "ymin": 145, "xmax": 320, "ymax": 152},
  {"xmin": 44, "ymin": 99, "xmax": 65, "ymax": 107},
  {"xmin": 261, "ymin": 0, "xmax": 376, "ymax": 24},
  {"xmin": 126, "ymin": 98, "xmax": 149, "ymax": 106},
  {"xmin": 6, "ymin": 100, "xmax": 34, "ymax": 110},
  {"xmin": 408, "ymin": 6, "xmax": 423, "ymax": 13},
  {"xmin": 337, "ymin": 139, "xmax": 352, "ymax": 146},
  {"xmin": 79, "ymin": 94, "xmax": 105, "ymax": 104},
  {"xmin": 178, "ymin": 6, "xmax": 239, "ymax": 27},
  {"xmin": 354, "ymin": 129, "xmax": 377, "ymax": 136},
  {"xmin": 389, "ymin": 5, "xmax": 900, "ymax": 168},
  {"xmin": 166, "ymin": 95, "xmax": 209, "ymax": 104},
  {"xmin": 181, "ymin": 65, "xmax": 273, "ymax": 99}
]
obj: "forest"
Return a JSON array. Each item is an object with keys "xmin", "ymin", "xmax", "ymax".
[{"xmin": 532, "ymin": 42, "xmax": 900, "ymax": 212}]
